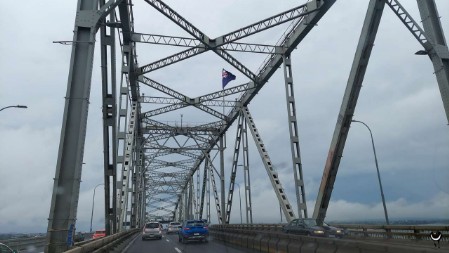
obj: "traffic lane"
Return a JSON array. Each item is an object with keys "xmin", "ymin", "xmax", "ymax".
[
  {"xmin": 126, "ymin": 233, "xmax": 259, "ymax": 253},
  {"xmin": 126, "ymin": 234, "xmax": 177, "ymax": 253},
  {"xmin": 167, "ymin": 233, "xmax": 261, "ymax": 253}
]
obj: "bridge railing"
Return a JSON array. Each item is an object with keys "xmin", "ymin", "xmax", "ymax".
[
  {"xmin": 212, "ymin": 223, "xmax": 449, "ymax": 241},
  {"xmin": 332, "ymin": 224, "xmax": 449, "ymax": 242},
  {"xmin": 0, "ymin": 236, "xmax": 46, "ymax": 252}
]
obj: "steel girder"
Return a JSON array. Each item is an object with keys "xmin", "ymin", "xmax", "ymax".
[
  {"xmin": 313, "ymin": 0, "xmax": 386, "ymax": 223},
  {"xmin": 415, "ymin": 0, "xmax": 449, "ymax": 123},
  {"xmin": 99, "ymin": 0, "xmax": 118, "ymax": 238},
  {"xmin": 242, "ymin": 107, "xmax": 296, "ymax": 222},
  {"xmin": 224, "ymin": 112, "xmax": 244, "ymax": 224},
  {"xmin": 140, "ymin": 96, "xmax": 237, "ymax": 107},
  {"xmin": 283, "ymin": 54, "xmax": 308, "ymax": 218},
  {"xmin": 46, "ymin": 0, "xmax": 121, "ymax": 251},
  {"xmin": 132, "ymin": 33, "xmax": 281, "ymax": 54}
]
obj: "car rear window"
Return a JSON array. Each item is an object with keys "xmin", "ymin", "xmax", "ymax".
[
  {"xmin": 169, "ymin": 223, "xmax": 181, "ymax": 226},
  {"xmin": 145, "ymin": 223, "xmax": 159, "ymax": 228},
  {"xmin": 186, "ymin": 221, "xmax": 205, "ymax": 227}
]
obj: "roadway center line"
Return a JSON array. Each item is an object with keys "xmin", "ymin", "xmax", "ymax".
[{"xmin": 174, "ymin": 247, "xmax": 182, "ymax": 253}]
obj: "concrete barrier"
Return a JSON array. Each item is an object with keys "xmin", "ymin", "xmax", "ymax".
[
  {"xmin": 315, "ymin": 237, "xmax": 337, "ymax": 253},
  {"xmin": 267, "ymin": 235, "xmax": 279, "ymax": 253},
  {"xmin": 335, "ymin": 240, "xmax": 361, "ymax": 253},
  {"xmin": 301, "ymin": 236, "xmax": 318, "ymax": 253},
  {"xmin": 260, "ymin": 235, "xmax": 270, "ymax": 253},
  {"xmin": 210, "ymin": 226, "xmax": 443, "ymax": 253},
  {"xmin": 276, "ymin": 236, "xmax": 291, "ymax": 253}
]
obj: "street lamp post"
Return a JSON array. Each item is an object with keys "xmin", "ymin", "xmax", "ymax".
[
  {"xmin": 0, "ymin": 105, "xmax": 28, "ymax": 112},
  {"xmin": 90, "ymin": 184, "xmax": 104, "ymax": 232},
  {"xmin": 351, "ymin": 120, "xmax": 390, "ymax": 225},
  {"xmin": 235, "ymin": 183, "xmax": 243, "ymax": 224}
]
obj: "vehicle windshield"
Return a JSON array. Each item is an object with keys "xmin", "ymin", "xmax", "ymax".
[
  {"xmin": 304, "ymin": 219, "xmax": 318, "ymax": 227},
  {"xmin": 145, "ymin": 223, "xmax": 159, "ymax": 229}
]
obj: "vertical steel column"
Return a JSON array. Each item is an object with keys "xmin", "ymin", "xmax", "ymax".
[
  {"xmin": 209, "ymin": 163, "xmax": 222, "ymax": 223},
  {"xmin": 199, "ymin": 159, "xmax": 208, "ymax": 219},
  {"xmin": 206, "ymin": 162, "xmax": 211, "ymax": 223},
  {"xmin": 242, "ymin": 117, "xmax": 253, "ymax": 224},
  {"xmin": 118, "ymin": 102, "xmax": 138, "ymax": 231},
  {"xmin": 242, "ymin": 107, "xmax": 296, "ymax": 222},
  {"xmin": 99, "ymin": 0, "xmax": 117, "ymax": 236},
  {"xmin": 196, "ymin": 168, "xmax": 201, "ymax": 219},
  {"xmin": 46, "ymin": 1, "xmax": 99, "ymax": 252},
  {"xmin": 416, "ymin": 0, "xmax": 449, "ymax": 123},
  {"xmin": 313, "ymin": 0, "xmax": 386, "ymax": 224},
  {"xmin": 131, "ymin": 135, "xmax": 143, "ymax": 228},
  {"xmin": 189, "ymin": 177, "xmax": 194, "ymax": 220},
  {"xmin": 225, "ymin": 112, "xmax": 244, "ymax": 223},
  {"xmin": 283, "ymin": 54, "xmax": 308, "ymax": 218},
  {"xmin": 219, "ymin": 136, "xmax": 226, "ymax": 224},
  {"xmin": 184, "ymin": 187, "xmax": 189, "ymax": 220},
  {"xmin": 178, "ymin": 193, "xmax": 184, "ymax": 222}
]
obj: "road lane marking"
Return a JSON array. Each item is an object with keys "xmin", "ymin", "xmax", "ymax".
[
  {"xmin": 166, "ymin": 239, "xmax": 170, "ymax": 242},
  {"xmin": 174, "ymin": 247, "xmax": 182, "ymax": 253}
]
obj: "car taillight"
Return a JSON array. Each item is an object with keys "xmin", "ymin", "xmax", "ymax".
[
  {"xmin": 184, "ymin": 227, "xmax": 190, "ymax": 230},
  {"xmin": 204, "ymin": 226, "xmax": 208, "ymax": 229}
]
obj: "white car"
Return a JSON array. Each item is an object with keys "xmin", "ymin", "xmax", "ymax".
[
  {"xmin": 166, "ymin": 222, "xmax": 182, "ymax": 234},
  {"xmin": 142, "ymin": 222, "xmax": 163, "ymax": 240}
]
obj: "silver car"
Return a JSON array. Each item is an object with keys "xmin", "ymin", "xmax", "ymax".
[
  {"xmin": 142, "ymin": 222, "xmax": 162, "ymax": 240},
  {"xmin": 167, "ymin": 222, "xmax": 181, "ymax": 234}
]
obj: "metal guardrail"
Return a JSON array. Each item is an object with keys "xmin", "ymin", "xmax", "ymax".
[
  {"xmin": 332, "ymin": 224, "xmax": 449, "ymax": 242},
  {"xmin": 0, "ymin": 230, "xmax": 139, "ymax": 253},
  {"xmin": 211, "ymin": 223, "xmax": 449, "ymax": 241},
  {"xmin": 65, "ymin": 228, "xmax": 139, "ymax": 253},
  {"xmin": 210, "ymin": 224, "xmax": 449, "ymax": 253},
  {"xmin": 0, "ymin": 236, "xmax": 46, "ymax": 252}
]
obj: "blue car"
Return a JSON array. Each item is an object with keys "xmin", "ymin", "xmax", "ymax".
[{"xmin": 178, "ymin": 220, "xmax": 209, "ymax": 243}]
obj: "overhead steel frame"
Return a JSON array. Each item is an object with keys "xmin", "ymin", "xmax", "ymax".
[
  {"xmin": 314, "ymin": 0, "xmax": 449, "ymax": 224},
  {"xmin": 137, "ymin": 0, "xmax": 335, "ymax": 224}
]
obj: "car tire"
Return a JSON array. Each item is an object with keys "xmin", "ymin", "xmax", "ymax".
[
  {"xmin": 181, "ymin": 237, "xmax": 186, "ymax": 244},
  {"xmin": 178, "ymin": 236, "xmax": 181, "ymax": 242}
]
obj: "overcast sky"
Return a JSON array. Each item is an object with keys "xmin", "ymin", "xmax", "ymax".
[{"xmin": 1, "ymin": 0, "xmax": 448, "ymax": 233}]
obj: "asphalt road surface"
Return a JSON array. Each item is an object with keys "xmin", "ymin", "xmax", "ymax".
[{"xmin": 125, "ymin": 232, "xmax": 259, "ymax": 253}]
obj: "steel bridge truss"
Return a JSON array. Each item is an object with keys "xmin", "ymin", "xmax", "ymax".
[{"xmin": 46, "ymin": 0, "xmax": 448, "ymax": 252}]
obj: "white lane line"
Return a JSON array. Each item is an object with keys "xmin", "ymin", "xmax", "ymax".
[
  {"xmin": 174, "ymin": 247, "xmax": 182, "ymax": 253},
  {"xmin": 166, "ymin": 238, "xmax": 170, "ymax": 242}
]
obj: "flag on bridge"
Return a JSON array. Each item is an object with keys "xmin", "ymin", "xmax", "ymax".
[{"xmin": 222, "ymin": 69, "xmax": 236, "ymax": 89}]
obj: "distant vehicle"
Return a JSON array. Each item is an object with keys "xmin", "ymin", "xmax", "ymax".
[
  {"xmin": 167, "ymin": 222, "xmax": 182, "ymax": 234},
  {"xmin": 92, "ymin": 229, "xmax": 106, "ymax": 239},
  {"xmin": 282, "ymin": 218, "xmax": 326, "ymax": 237},
  {"xmin": 142, "ymin": 222, "xmax": 163, "ymax": 240},
  {"xmin": 0, "ymin": 242, "xmax": 17, "ymax": 253},
  {"xmin": 178, "ymin": 220, "xmax": 209, "ymax": 243}
]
